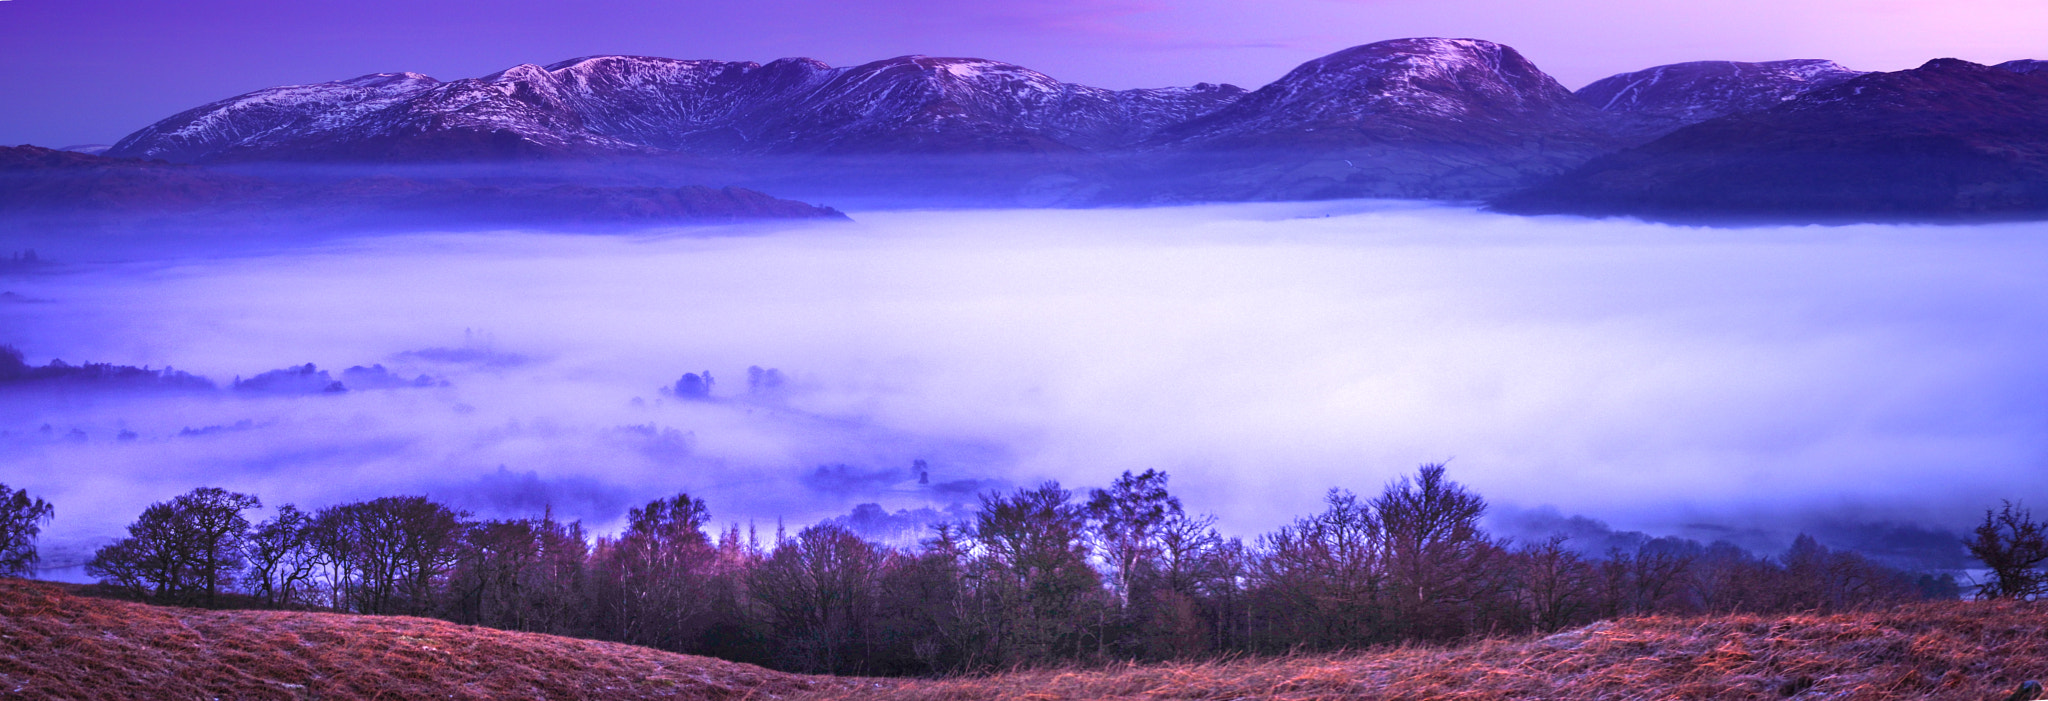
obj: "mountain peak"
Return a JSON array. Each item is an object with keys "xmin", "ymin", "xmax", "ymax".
[
  {"xmin": 1917, "ymin": 57, "xmax": 1991, "ymax": 72},
  {"xmin": 1289, "ymin": 38, "xmax": 1562, "ymax": 97},
  {"xmin": 1155, "ymin": 36, "xmax": 1590, "ymax": 153}
]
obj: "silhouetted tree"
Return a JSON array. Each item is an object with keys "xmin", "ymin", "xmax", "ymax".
[
  {"xmin": 1513, "ymin": 536, "xmax": 1596, "ymax": 632},
  {"xmin": 310, "ymin": 496, "xmax": 465, "ymax": 615},
  {"xmin": 1088, "ymin": 470, "xmax": 1176, "ymax": 609},
  {"xmin": 590, "ymin": 493, "xmax": 719, "ymax": 650},
  {"xmin": 87, "ymin": 487, "xmax": 259, "ymax": 606},
  {"xmin": 971, "ymin": 482, "xmax": 1105, "ymax": 664},
  {"xmin": 244, "ymin": 504, "xmax": 319, "ymax": 607},
  {"xmin": 750, "ymin": 523, "xmax": 888, "ymax": 673},
  {"xmin": 1686, "ymin": 540, "xmax": 1774, "ymax": 613},
  {"xmin": 1249, "ymin": 488, "xmax": 1385, "ymax": 651},
  {"xmin": 1966, "ymin": 501, "xmax": 2048, "ymax": 600},
  {"xmin": 1374, "ymin": 464, "xmax": 1502, "ymax": 639},
  {"xmin": 0, "ymin": 484, "xmax": 54, "ymax": 577}
]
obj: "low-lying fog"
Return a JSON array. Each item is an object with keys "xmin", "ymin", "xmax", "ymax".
[{"xmin": 6, "ymin": 201, "xmax": 2045, "ymax": 578}]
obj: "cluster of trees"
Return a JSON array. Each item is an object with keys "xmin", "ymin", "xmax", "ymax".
[
  {"xmin": 0, "ymin": 483, "xmax": 54, "ymax": 576},
  {"xmin": 42, "ymin": 465, "xmax": 1998, "ymax": 675},
  {"xmin": 0, "ymin": 345, "xmax": 213, "ymax": 390}
]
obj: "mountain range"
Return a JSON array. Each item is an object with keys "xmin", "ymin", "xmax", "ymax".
[{"xmin": 38, "ymin": 38, "xmax": 2048, "ymax": 219}]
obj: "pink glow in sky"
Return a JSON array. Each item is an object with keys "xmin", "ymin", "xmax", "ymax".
[{"xmin": 2, "ymin": 0, "xmax": 2044, "ymax": 147}]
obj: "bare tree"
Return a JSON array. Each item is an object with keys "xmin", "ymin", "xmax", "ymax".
[
  {"xmin": 1373, "ymin": 463, "xmax": 1499, "ymax": 639},
  {"xmin": 0, "ymin": 484, "xmax": 54, "ymax": 577},
  {"xmin": 87, "ymin": 487, "xmax": 259, "ymax": 606},
  {"xmin": 972, "ymin": 482, "xmax": 1104, "ymax": 664},
  {"xmin": 311, "ymin": 496, "xmax": 466, "ymax": 615},
  {"xmin": 589, "ymin": 493, "xmax": 720, "ymax": 650},
  {"xmin": 244, "ymin": 504, "xmax": 319, "ymax": 607},
  {"xmin": 750, "ymin": 523, "xmax": 888, "ymax": 673},
  {"xmin": 1087, "ymin": 470, "xmax": 1176, "ymax": 608},
  {"xmin": 1967, "ymin": 501, "xmax": 2048, "ymax": 600},
  {"xmin": 1514, "ymin": 536, "xmax": 1595, "ymax": 632},
  {"xmin": 1250, "ymin": 488, "xmax": 1385, "ymax": 650}
]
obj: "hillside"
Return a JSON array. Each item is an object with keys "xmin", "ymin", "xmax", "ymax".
[
  {"xmin": 5, "ymin": 577, "xmax": 2045, "ymax": 700},
  {"xmin": 834, "ymin": 603, "xmax": 2048, "ymax": 700},
  {"xmin": 0, "ymin": 578, "xmax": 850, "ymax": 700},
  {"xmin": 1493, "ymin": 58, "xmax": 2048, "ymax": 221},
  {"xmin": 0, "ymin": 145, "xmax": 847, "ymax": 237}
]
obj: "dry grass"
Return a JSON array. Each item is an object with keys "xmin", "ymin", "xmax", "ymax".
[
  {"xmin": 4, "ymin": 575, "xmax": 2043, "ymax": 700},
  {"xmin": 804, "ymin": 603, "xmax": 2048, "ymax": 701},
  {"xmin": 0, "ymin": 578, "xmax": 862, "ymax": 700}
]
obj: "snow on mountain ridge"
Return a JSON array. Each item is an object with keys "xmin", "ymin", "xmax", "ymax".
[
  {"xmin": 1154, "ymin": 37, "xmax": 1594, "ymax": 150},
  {"xmin": 1576, "ymin": 59, "xmax": 1864, "ymax": 124},
  {"xmin": 107, "ymin": 53, "xmax": 1245, "ymax": 161}
]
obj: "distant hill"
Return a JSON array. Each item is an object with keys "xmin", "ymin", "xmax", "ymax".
[
  {"xmin": 1109, "ymin": 38, "xmax": 1627, "ymax": 202},
  {"xmin": 0, "ymin": 144, "xmax": 847, "ymax": 233},
  {"xmin": 1576, "ymin": 59, "xmax": 1864, "ymax": 137},
  {"xmin": 6, "ymin": 577, "xmax": 2044, "ymax": 700},
  {"xmin": 1494, "ymin": 59, "xmax": 2048, "ymax": 221}
]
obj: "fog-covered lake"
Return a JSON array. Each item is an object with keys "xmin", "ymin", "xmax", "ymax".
[{"xmin": 7, "ymin": 201, "xmax": 2046, "ymax": 578}]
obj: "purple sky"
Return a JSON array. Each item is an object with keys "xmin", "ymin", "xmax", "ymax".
[{"xmin": 2, "ymin": 0, "xmax": 2043, "ymax": 148}]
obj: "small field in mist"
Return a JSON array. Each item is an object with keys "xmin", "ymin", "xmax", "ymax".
[{"xmin": 5, "ymin": 201, "xmax": 2048, "ymax": 571}]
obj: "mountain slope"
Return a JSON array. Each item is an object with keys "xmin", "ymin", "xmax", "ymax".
[
  {"xmin": 1577, "ymin": 59, "xmax": 1864, "ymax": 130},
  {"xmin": 1493, "ymin": 58, "xmax": 2048, "ymax": 220},
  {"xmin": 104, "ymin": 55, "xmax": 1246, "ymax": 163},
  {"xmin": 1114, "ymin": 38, "xmax": 1621, "ymax": 201},
  {"xmin": 1159, "ymin": 38, "xmax": 1600, "ymax": 149},
  {"xmin": 99, "ymin": 40, "xmax": 1614, "ymax": 202},
  {"xmin": 1999, "ymin": 59, "xmax": 2047, "ymax": 76},
  {"xmin": 0, "ymin": 144, "xmax": 846, "ymax": 235}
]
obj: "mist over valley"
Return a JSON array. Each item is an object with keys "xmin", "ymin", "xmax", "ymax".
[{"xmin": 4, "ymin": 201, "xmax": 2041, "ymax": 579}]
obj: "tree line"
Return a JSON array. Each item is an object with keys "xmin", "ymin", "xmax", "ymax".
[{"xmin": 0, "ymin": 467, "xmax": 2036, "ymax": 676}]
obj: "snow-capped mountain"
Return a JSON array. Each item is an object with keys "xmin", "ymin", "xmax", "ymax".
[
  {"xmin": 1157, "ymin": 38, "xmax": 1601, "ymax": 149},
  {"xmin": 1576, "ymin": 59, "xmax": 1864, "ymax": 126},
  {"xmin": 1106, "ymin": 38, "xmax": 1621, "ymax": 201},
  {"xmin": 95, "ymin": 39, "xmax": 2048, "ymax": 211},
  {"xmin": 105, "ymin": 55, "xmax": 1246, "ymax": 162}
]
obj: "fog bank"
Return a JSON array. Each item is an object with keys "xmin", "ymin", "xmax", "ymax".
[{"xmin": 4, "ymin": 201, "xmax": 2043, "ymax": 577}]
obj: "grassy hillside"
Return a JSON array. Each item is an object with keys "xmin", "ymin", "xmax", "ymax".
[
  {"xmin": 0, "ymin": 578, "xmax": 851, "ymax": 700},
  {"xmin": 3, "ymin": 576, "xmax": 2043, "ymax": 700},
  {"xmin": 831, "ymin": 603, "xmax": 2048, "ymax": 700}
]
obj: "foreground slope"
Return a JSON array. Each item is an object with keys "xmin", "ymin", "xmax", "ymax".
[
  {"xmin": 0, "ymin": 579, "xmax": 847, "ymax": 700},
  {"xmin": 7, "ymin": 577, "xmax": 2045, "ymax": 700},
  {"xmin": 834, "ymin": 602, "xmax": 2048, "ymax": 700}
]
